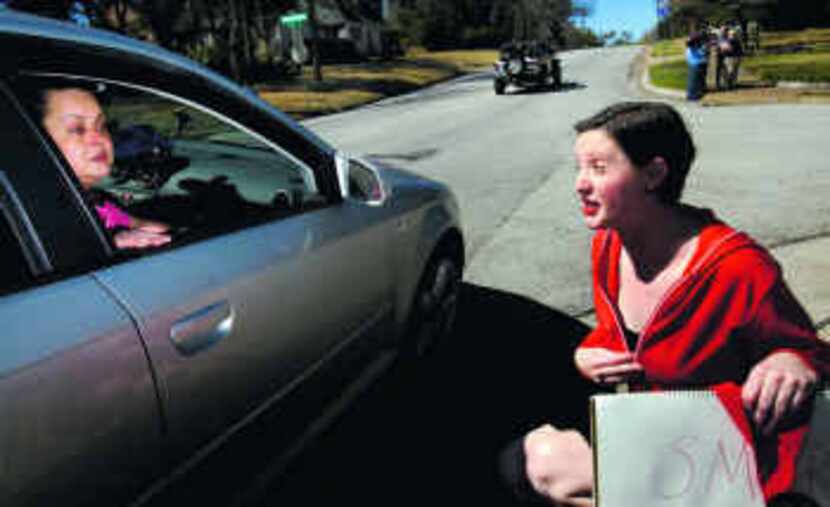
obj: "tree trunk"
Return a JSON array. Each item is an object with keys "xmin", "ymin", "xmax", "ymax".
[
  {"xmin": 253, "ymin": 0, "xmax": 276, "ymax": 65},
  {"xmin": 308, "ymin": 0, "xmax": 323, "ymax": 82},
  {"xmin": 240, "ymin": 0, "xmax": 253, "ymax": 79},
  {"xmin": 228, "ymin": 0, "xmax": 241, "ymax": 82}
]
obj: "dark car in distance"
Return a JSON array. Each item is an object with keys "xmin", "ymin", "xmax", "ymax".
[{"xmin": 493, "ymin": 40, "xmax": 562, "ymax": 95}]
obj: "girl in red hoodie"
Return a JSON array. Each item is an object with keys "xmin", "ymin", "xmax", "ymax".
[{"xmin": 518, "ymin": 102, "xmax": 830, "ymax": 506}]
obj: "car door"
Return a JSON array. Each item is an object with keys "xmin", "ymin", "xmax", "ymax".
[
  {"xmin": 71, "ymin": 78, "xmax": 397, "ymax": 474},
  {"xmin": 0, "ymin": 82, "xmax": 164, "ymax": 506}
]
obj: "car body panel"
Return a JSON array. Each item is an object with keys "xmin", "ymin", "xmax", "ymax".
[
  {"xmin": 93, "ymin": 202, "xmax": 395, "ymax": 464},
  {"xmin": 0, "ymin": 278, "xmax": 163, "ymax": 506}
]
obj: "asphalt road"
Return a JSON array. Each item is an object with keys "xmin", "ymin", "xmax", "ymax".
[
  {"xmin": 308, "ymin": 45, "xmax": 830, "ymax": 316},
  {"xmin": 257, "ymin": 46, "xmax": 830, "ymax": 505}
]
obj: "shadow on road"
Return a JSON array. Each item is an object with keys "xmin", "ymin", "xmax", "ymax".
[
  {"xmin": 502, "ymin": 81, "xmax": 588, "ymax": 96},
  {"xmin": 267, "ymin": 282, "xmax": 597, "ymax": 505}
]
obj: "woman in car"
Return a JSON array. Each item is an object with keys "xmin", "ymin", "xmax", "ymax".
[
  {"xmin": 37, "ymin": 84, "xmax": 171, "ymax": 249},
  {"xmin": 506, "ymin": 102, "xmax": 830, "ymax": 506}
]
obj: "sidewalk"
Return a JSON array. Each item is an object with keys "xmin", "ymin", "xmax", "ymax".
[
  {"xmin": 634, "ymin": 50, "xmax": 830, "ymax": 340},
  {"xmin": 771, "ymin": 238, "xmax": 830, "ymax": 340}
]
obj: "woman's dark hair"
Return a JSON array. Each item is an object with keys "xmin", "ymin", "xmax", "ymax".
[
  {"xmin": 574, "ymin": 101, "xmax": 696, "ymax": 204},
  {"xmin": 687, "ymin": 30, "xmax": 706, "ymax": 48},
  {"xmin": 11, "ymin": 75, "xmax": 109, "ymax": 122}
]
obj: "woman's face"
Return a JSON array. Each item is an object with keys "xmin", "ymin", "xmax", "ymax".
[
  {"xmin": 42, "ymin": 88, "xmax": 113, "ymax": 189},
  {"xmin": 574, "ymin": 129, "xmax": 650, "ymax": 231}
]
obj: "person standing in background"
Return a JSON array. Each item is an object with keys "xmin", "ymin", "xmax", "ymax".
[{"xmin": 686, "ymin": 30, "xmax": 709, "ymax": 101}]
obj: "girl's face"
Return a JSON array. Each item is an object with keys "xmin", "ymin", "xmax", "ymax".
[
  {"xmin": 42, "ymin": 88, "xmax": 114, "ymax": 189},
  {"xmin": 574, "ymin": 129, "xmax": 651, "ymax": 231}
]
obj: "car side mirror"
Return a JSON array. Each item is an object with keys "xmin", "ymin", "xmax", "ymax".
[{"xmin": 335, "ymin": 152, "xmax": 387, "ymax": 206}]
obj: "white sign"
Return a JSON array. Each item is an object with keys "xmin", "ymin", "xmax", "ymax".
[{"xmin": 592, "ymin": 391, "xmax": 765, "ymax": 507}]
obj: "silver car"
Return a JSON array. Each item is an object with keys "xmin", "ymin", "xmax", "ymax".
[{"xmin": 0, "ymin": 11, "xmax": 463, "ymax": 506}]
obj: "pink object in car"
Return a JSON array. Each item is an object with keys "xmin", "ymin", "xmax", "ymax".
[{"xmin": 95, "ymin": 201, "xmax": 132, "ymax": 229}]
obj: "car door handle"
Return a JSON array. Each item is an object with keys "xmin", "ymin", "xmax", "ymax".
[{"xmin": 169, "ymin": 300, "xmax": 234, "ymax": 356}]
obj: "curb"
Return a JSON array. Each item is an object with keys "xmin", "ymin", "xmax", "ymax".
[
  {"xmin": 638, "ymin": 48, "xmax": 685, "ymax": 100},
  {"xmin": 777, "ymin": 81, "xmax": 830, "ymax": 90}
]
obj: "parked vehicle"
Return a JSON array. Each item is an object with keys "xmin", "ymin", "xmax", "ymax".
[
  {"xmin": 493, "ymin": 41, "xmax": 562, "ymax": 95},
  {"xmin": 0, "ymin": 10, "xmax": 463, "ymax": 506}
]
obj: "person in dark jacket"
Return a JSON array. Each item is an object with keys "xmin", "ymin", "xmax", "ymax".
[{"xmin": 686, "ymin": 31, "xmax": 709, "ymax": 101}]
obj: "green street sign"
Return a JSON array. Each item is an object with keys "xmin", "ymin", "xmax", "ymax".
[{"xmin": 280, "ymin": 12, "xmax": 308, "ymax": 26}]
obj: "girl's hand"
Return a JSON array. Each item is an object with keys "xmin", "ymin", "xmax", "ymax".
[
  {"xmin": 575, "ymin": 347, "xmax": 644, "ymax": 385},
  {"xmin": 742, "ymin": 351, "xmax": 818, "ymax": 435}
]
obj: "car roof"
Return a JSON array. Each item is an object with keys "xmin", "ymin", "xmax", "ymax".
[{"xmin": 0, "ymin": 10, "xmax": 334, "ymax": 156}]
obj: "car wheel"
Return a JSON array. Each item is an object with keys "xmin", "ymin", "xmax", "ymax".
[
  {"xmin": 405, "ymin": 253, "xmax": 461, "ymax": 360},
  {"xmin": 494, "ymin": 79, "xmax": 506, "ymax": 95}
]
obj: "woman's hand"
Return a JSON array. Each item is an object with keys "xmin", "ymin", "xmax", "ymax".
[
  {"xmin": 114, "ymin": 228, "xmax": 172, "ymax": 249},
  {"xmin": 524, "ymin": 425, "xmax": 594, "ymax": 507},
  {"xmin": 575, "ymin": 347, "xmax": 644, "ymax": 385},
  {"xmin": 131, "ymin": 217, "xmax": 169, "ymax": 234},
  {"xmin": 742, "ymin": 351, "xmax": 818, "ymax": 435}
]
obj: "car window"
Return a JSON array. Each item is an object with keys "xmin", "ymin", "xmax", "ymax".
[
  {"xmin": 98, "ymin": 82, "xmax": 325, "ymax": 239},
  {"xmin": 13, "ymin": 76, "xmax": 328, "ymax": 251}
]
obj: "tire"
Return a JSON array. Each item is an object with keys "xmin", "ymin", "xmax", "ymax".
[
  {"xmin": 494, "ymin": 79, "xmax": 506, "ymax": 95},
  {"xmin": 404, "ymin": 253, "xmax": 461, "ymax": 360}
]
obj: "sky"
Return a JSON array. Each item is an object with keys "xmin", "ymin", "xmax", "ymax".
[{"xmin": 582, "ymin": 0, "xmax": 660, "ymax": 42}]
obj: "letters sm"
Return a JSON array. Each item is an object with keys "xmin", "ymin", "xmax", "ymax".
[{"xmin": 591, "ymin": 392, "xmax": 765, "ymax": 507}]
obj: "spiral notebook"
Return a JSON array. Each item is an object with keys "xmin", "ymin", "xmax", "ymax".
[{"xmin": 590, "ymin": 389, "xmax": 830, "ymax": 507}]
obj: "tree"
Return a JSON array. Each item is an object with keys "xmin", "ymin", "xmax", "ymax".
[
  {"xmin": 308, "ymin": 0, "xmax": 322, "ymax": 81},
  {"xmin": 392, "ymin": 0, "xmax": 586, "ymax": 50}
]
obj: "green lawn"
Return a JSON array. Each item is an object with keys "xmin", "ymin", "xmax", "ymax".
[
  {"xmin": 649, "ymin": 60, "xmax": 688, "ymax": 90},
  {"xmin": 649, "ymin": 28, "xmax": 830, "ymax": 91},
  {"xmin": 651, "ymin": 39, "xmax": 685, "ymax": 59},
  {"xmin": 743, "ymin": 51, "xmax": 830, "ymax": 83}
]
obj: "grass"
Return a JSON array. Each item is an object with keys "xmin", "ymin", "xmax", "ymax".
[
  {"xmin": 650, "ymin": 39, "xmax": 685, "ymax": 59},
  {"xmin": 757, "ymin": 28, "xmax": 830, "ymax": 50},
  {"xmin": 256, "ymin": 48, "xmax": 497, "ymax": 119},
  {"xmin": 649, "ymin": 60, "xmax": 688, "ymax": 90},
  {"xmin": 646, "ymin": 27, "xmax": 830, "ymax": 106},
  {"xmin": 743, "ymin": 51, "xmax": 830, "ymax": 83},
  {"xmin": 405, "ymin": 48, "xmax": 498, "ymax": 72}
]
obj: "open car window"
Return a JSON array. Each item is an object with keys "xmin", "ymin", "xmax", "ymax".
[
  {"xmin": 16, "ymin": 75, "xmax": 328, "ymax": 252},
  {"xmin": 101, "ymin": 82, "xmax": 325, "ymax": 238}
]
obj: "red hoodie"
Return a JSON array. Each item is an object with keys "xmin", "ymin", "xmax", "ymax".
[{"xmin": 579, "ymin": 212, "xmax": 830, "ymax": 499}]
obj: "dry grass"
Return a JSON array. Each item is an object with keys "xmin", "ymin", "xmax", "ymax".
[
  {"xmin": 258, "ymin": 89, "xmax": 381, "ymax": 116},
  {"xmin": 257, "ymin": 48, "xmax": 497, "ymax": 118},
  {"xmin": 406, "ymin": 48, "xmax": 498, "ymax": 71}
]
